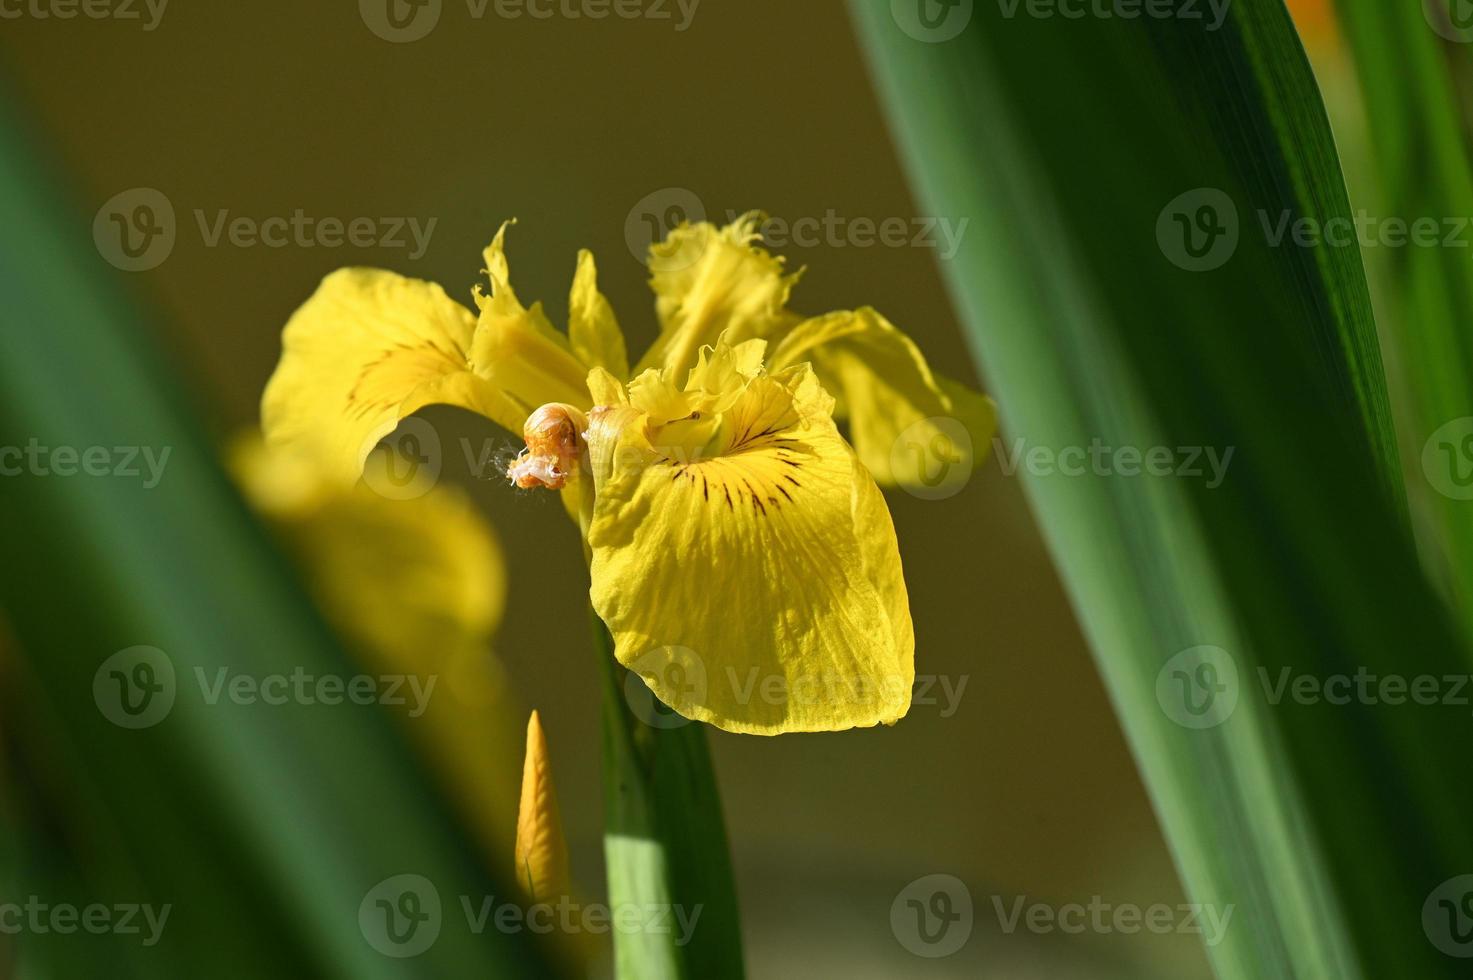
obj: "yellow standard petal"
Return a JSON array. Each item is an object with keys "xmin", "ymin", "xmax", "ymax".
[
  {"xmin": 515, "ymin": 710, "xmax": 571, "ymax": 903},
  {"xmin": 768, "ymin": 307, "xmax": 997, "ymax": 490},
  {"xmin": 634, "ymin": 213, "xmax": 801, "ymax": 379},
  {"xmin": 261, "ymin": 268, "xmax": 525, "ymax": 485},
  {"xmin": 470, "ymin": 221, "xmax": 596, "ymax": 416},
  {"xmin": 584, "ymin": 349, "xmax": 914, "ymax": 735},
  {"xmin": 568, "ymin": 249, "xmax": 630, "ymax": 380}
]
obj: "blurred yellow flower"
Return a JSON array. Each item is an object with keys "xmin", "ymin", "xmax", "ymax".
[
  {"xmin": 231, "ymin": 436, "xmax": 523, "ymax": 870},
  {"xmin": 260, "ymin": 216, "xmax": 995, "ymax": 734}
]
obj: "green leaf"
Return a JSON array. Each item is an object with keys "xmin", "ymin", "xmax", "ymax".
[
  {"xmin": 0, "ymin": 95, "xmax": 553, "ymax": 978},
  {"xmin": 853, "ymin": 3, "xmax": 1473, "ymax": 978},
  {"xmin": 592, "ymin": 614, "xmax": 743, "ymax": 980},
  {"xmin": 1328, "ymin": 0, "xmax": 1473, "ymax": 637}
]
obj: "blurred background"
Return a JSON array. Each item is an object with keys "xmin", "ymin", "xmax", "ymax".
[{"xmin": 0, "ymin": 2, "xmax": 1225, "ymax": 976}]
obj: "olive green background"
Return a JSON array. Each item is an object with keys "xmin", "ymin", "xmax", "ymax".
[{"xmin": 0, "ymin": 2, "xmax": 1205, "ymax": 976}]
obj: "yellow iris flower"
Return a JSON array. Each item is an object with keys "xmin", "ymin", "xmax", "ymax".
[{"xmin": 262, "ymin": 215, "xmax": 995, "ymax": 734}]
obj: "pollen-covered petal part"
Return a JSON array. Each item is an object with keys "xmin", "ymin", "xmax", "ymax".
[
  {"xmin": 586, "ymin": 365, "xmax": 914, "ymax": 734},
  {"xmin": 261, "ymin": 268, "xmax": 527, "ymax": 486},
  {"xmin": 634, "ymin": 214, "xmax": 802, "ymax": 379},
  {"xmin": 768, "ymin": 307, "xmax": 997, "ymax": 489},
  {"xmin": 515, "ymin": 710, "xmax": 571, "ymax": 904}
]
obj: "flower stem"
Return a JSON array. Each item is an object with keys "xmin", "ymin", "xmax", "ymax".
[{"xmin": 589, "ymin": 609, "xmax": 745, "ymax": 979}]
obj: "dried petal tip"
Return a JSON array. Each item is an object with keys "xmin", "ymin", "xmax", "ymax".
[{"xmin": 506, "ymin": 403, "xmax": 589, "ymax": 490}]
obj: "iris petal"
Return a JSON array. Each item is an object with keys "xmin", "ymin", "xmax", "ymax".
[
  {"xmin": 769, "ymin": 307, "xmax": 997, "ymax": 489},
  {"xmin": 586, "ymin": 362, "xmax": 914, "ymax": 734},
  {"xmin": 261, "ymin": 268, "xmax": 526, "ymax": 485}
]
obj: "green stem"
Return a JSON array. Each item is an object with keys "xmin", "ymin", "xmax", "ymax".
[{"xmin": 589, "ymin": 610, "xmax": 744, "ymax": 979}]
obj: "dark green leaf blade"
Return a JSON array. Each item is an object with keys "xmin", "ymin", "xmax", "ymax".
[{"xmin": 853, "ymin": 3, "xmax": 1473, "ymax": 977}]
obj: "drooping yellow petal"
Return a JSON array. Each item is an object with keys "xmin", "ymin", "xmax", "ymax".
[
  {"xmin": 585, "ymin": 362, "xmax": 914, "ymax": 735},
  {"xmin": 261, "ymin": 268, "xmax": 527, "ymax": 485},
  {"xmin": 569, "ymin": 249, "xmax": 630, "ymax": 380},
  {"xmin": 768, "ymin": 307, "xmax": 997, "ymax": 489},
  {"xmin": 634, "ymin": 214, "xmax": 801, "ymax": 379},
  {"xmin": 230, "ymin": 436, "xmax": 523, "ymax": 874},
  {"xmin": 515, "ymin": 710, "xmax": 571, "ymax": 903},
  {"xmin": 470, "ymin": 222, "xmax": 594, "ymax": 415}
]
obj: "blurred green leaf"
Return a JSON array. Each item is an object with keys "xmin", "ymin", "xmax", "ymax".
[
  {"xmin": 854, "ymin": 2, "xmax": 1473, "ymax": 977},
  {"xmin": 0, "ymin": 95, "xmax": 553, "ymax": 978},
  {"xmin": 1330, "ymin": 0, "xmax": 1473, "ymax": 637}
]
